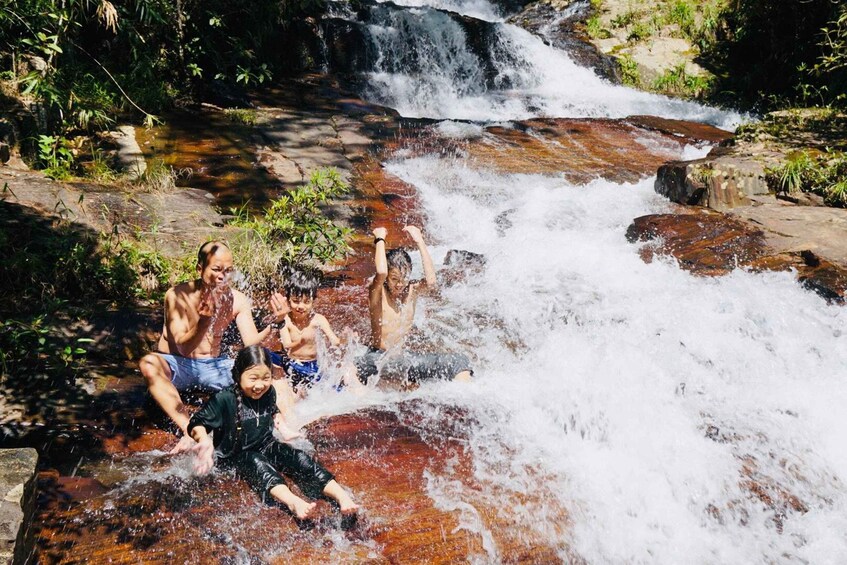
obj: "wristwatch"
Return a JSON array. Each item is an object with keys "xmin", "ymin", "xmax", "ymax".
[
  {"xmin": 374, "ymin": 237, "xmax": 385, "ymax": 245},
  {"xmin": 270, "ymin": 319, "xmax": 286, "ymax": 330}
]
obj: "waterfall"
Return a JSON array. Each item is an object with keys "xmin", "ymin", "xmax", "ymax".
[
  {"xmin": 307, "ymin": 0, "xmax": 846, "ymax": 561},
  {"xmin": 330, "ymin": 0, "xmax": 744, "ymax": 127}
]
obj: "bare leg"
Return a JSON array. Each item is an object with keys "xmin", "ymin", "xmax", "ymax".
[
  {"xmin": 453, "ymin": 370, "xmax": 473, "ymax": 382},
  {"xmin": 322, "ymin": 479, "xmax": 359, "ymax": 515},
  {"xmin": 270, "ymin": 484, "xmax": 316, "ymax": 519},
  {"xmin": 140, "ymin": 353, "xmax": 195, "ymax": 453}
]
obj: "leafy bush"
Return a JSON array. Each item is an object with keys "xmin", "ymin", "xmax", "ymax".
[
  {"xmin": 36, "ymin": 134, "xmax": 75, "ymax": 179},
  {"xmin": 617, "ymin": 54, "xmax": 641, "ymax": 87},
  {"xmin": 652, "ymin": 64, "xmax": 713, "ymax": 99},
  {"xmin": 768, "ymin": 150, "xmax": 847, "ymax": 206},
  {"xmin": 228, "ymin": 167, "xmax": 352, "ymax": 288}
]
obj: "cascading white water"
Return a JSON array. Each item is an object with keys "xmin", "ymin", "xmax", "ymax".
[
  {"xmin": 375, "ymin": 0, "xmax": 505, "ymax": 22},
  {"xmin": 343, "ymin": 148, "xmax": 845, "ymax": 563},
  {"xmin": 303, "ymin": 0, "xmax": 847, "ymax": 560},
  {"xmin": 352, "ymin": 0, "xmax": 744, "ymax": 127}
]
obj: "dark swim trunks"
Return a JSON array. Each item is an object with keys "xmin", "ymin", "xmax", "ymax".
[
  {"xmin": 355, "ymin": 348, "xmax": 472, "ymax": 384},
  {"xmin": 268, "ymin": 351, "xmax": 323, "ymax": 391}
]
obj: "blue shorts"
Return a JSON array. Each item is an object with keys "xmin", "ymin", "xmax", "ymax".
[
  {"xmin": 286, "ymin": 358, "xmax": 322, "ymax": 391},
  {"xmin": 269, "ymin": 351, "xmax": 323, "ymax": 391},
  {"xmin": 158, "ymin": 353, "xmax": 234, "ymax": 392}
]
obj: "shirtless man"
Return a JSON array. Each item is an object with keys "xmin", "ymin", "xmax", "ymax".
[
  {"xmin": 356, "ymin": 226, "xmax": 472, "ymax": 384},
  {"xmin": 139, "ymin": 241, "xmax": 293, "ymax": 453}
]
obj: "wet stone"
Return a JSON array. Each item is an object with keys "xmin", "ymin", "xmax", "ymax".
[
  {"xmin": 626, "ymin": 212, "xmax": 847, "ymax": 302},
  {"xmin": 0, "ymin": 448, "xmax": 38, "ymax": 565}
]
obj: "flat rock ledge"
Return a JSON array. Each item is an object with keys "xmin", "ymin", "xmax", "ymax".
[
  {"xmin": 626, "ymin": 210, "xmax": 847, "ymax": 303},
  {"xmin": 0, "ymin": 448, "xmax": 38, "ymax": 565}
]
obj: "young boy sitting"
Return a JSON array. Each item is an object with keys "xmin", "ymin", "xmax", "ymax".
[
  {"xmin": 356, "ymin": 225, "xmax": 473, "ymax": 384},
  {"xmin": 275, "ymin": 269, "xmax": 343, "ymax": 393}
]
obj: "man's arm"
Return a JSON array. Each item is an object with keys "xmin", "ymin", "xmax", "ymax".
[
  {"xmin": 166, "ymin": 288, "xmax": 214, "ymax": 356},
  {"xmin": 404, "ymin": 225, "xmax": 437, "ymax": 289},
  {"xmin": 233, "ymin": 290, "xmax": 263, "ymax": 346}
]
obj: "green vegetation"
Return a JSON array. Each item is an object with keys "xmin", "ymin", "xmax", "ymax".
[
  {"xmin": 0, "ymin": 315, "xmax": 91, "ymax": 388},
  {"xmin": 36, "ymin": 134, "xmax": 75, "ymax": 180},
  {"xmin": 0, "ymin": 0, "xmax": 329, "ymax": 169},
  {"xmin": 617, "ymin": 54, "xmax": 641, "ymax": 87},
  {"xmin": 129, "ymin": 159, "xmax": 190, "ymax": 194},
  {"xmin": 586, "ymin": 16, "xmax": 611, "ymax": 40},
  {"xmin": 224, "ymin": 108, "xmax": 260, "ymax": 126},
  {"xmin": 652, "ymin": 64, "xmax": 713, "ymax": 99},
  {"xmin": 0, "ymin": 207, "xmax": 187, "ymax": 314},
  {"xmin": 228, "ymin": 167, "xmax": 352, "ymax": 289},
  {"xmin": 768, "ymin": 150, "xmax": 847, "ymax": 207},
  {"xmin": 698, "ymin": 0, "xmax": 847, "ymax": 110}
]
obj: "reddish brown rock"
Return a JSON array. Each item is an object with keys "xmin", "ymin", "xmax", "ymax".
[
  {"xmin": 626, "ymin": 211, "xmax": 772, "ymax": 276},
  {"xmin": 465, "ymin": 118, "xmax": 722, "ymax": 183},
  {"xmin": 626, "ymin": 212, "xmax": 847, "ymax": 302},
  {"xmin": 33, "ymin": 402, "xmax": 568, "ymax": 564}
]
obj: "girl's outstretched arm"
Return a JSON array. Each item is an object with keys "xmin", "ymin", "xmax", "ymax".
[{"xmin": 189, "ymin": 425, "xmax": 215, "ymax": 475}]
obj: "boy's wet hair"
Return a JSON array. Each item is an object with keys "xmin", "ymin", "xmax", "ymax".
[
  {"xmin": 283, "ymin": 268, "xmax": 320, "ymax": 299},
  {"xmin": 197, "ymin": 240, "xmax": 229, "ymax": 268},
  {"xmin": 386, "ymin": 248, "xmax": 412, "ymax": 275}
]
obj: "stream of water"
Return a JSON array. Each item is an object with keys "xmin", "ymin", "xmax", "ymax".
[
  {"xmin": 303, "ymin": 0, "xmax": 847, "ymax": 562},
  {"xmin": 45, "ymin": 0, "xmax": 846, "ymax": 561}
]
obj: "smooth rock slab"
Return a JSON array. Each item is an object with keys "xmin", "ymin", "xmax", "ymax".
[
  {"xmin": 626, "ymin": 210, "xmax": 847, "ymax": 302},
  {"xmin": 0, "ymin": 448, "xmax": 38, "ymax": 565}
]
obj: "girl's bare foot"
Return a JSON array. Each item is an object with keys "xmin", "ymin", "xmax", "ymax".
[
  {"xmin": 270, "ymin": 485, "xmax": 316, "ymax": 520},
  {"xmin": 289, "ymin": 498, "xmax": 317, "ymax": 520},
  {"xmin": 339, "ymin": 498, "xmax": 359, "ymax": 515},
  {"xmin": 323, "ymin": 480, "xmax": 359, "ymax": 515}
]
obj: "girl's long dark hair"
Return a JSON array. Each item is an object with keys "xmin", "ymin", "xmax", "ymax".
[
  {"xmin": 231, "ymin": 345, "xmax": 273, "ymax": 384},
  {"xmin": 230, "ymin": 345, "xmax": 275, "ymax": 442}
]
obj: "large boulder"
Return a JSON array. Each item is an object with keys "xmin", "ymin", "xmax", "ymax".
[
  {"xmin": 0, "ymin": 448, "xmax": 38, "ymax": 565},
  {"xmin": 655, "ymin": 148, "xmax": 771, "ymax": 210}
]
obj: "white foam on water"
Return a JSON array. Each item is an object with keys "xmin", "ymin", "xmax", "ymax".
[
  {"xmin": 376, "ymin": 151, "xmax": 847, "ymax": 563},
  {"xmin": 355, "ymin": 2, "xmax": 747, "ymax": 128},
  {"xmin": 375, "ymin": 0, "xmax": 504, "ymax": 22}
]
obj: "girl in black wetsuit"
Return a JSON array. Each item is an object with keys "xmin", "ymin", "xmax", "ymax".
[{"xmin": 188, "ymin": 345, "xmax": 358, "ymax": 519}]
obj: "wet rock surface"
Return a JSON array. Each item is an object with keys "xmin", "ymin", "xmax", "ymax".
[
  {"xmin": 509, "ymin": 0, "xmax": 621, "ymax": 81},
  {"xmin": 462, "ymin": 117, "xmax": 726, "ymax": 182},
  {"xmin": 32, "ymin": 402, "xmax": 568, "ymax": 563},
  {"xmin": 626, "ymin": 210, "xmax": 847, "ymax": 302},
  {"xmin": 0, "ymin": 448, "xmax": 38, "ymax": 564}
]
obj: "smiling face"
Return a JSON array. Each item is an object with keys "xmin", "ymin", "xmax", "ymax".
[
  {"xmin": 239, "ymin": 364, "xmax": 273, "ymax": 400},
  {"xmin": 385, "ymin": 267, "xmax": 411, "ymax": 299},
  {"xmin": 198, "ymin": 248, "xmax": 234, "ymax": 289},
  {"xmin": 288, "ymin": 292, "xmax": 315, "ymax": 317}
]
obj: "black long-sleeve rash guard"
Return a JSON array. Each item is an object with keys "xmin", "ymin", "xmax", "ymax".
[{"xmin": 187, "ymin": 386, "xmax": 279, "ymax": 458}]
